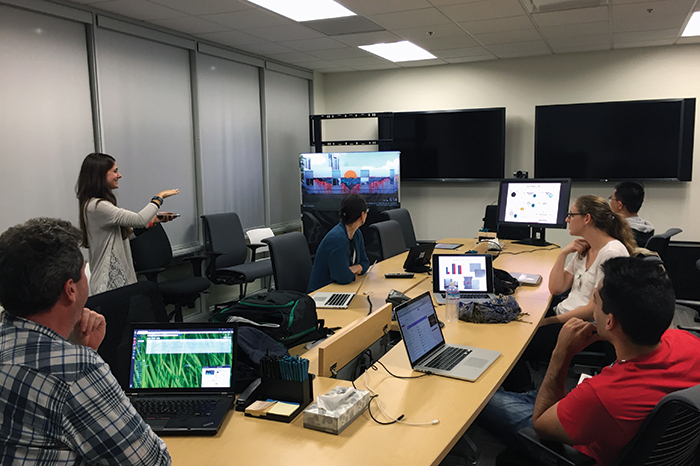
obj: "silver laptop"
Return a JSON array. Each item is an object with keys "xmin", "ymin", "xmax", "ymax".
[
  {"xmin": 394, "ymin": 292, "xmax": 500, "ymax": 382},
  {"xmin": 432, "ymin": 254, "xmax": 497, "ymax": 304},
  {"xmin": 125, "ymin": 322, "xmax": 238, "ymax": 436},
  {"xmin": 312, "ymin": 292, "xmax": 355, "ymax": 309}
]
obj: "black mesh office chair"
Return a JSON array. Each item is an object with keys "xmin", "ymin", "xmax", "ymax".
[
  {"xmin": 633, "ymin": 228, "xmax": 655, "ymax": 248},
  {"xmin": 85, "ymin": 281, "xmax": 169, "ymax": 387},
  {"xmin": 263, "ymin": 232, "xmax": 312, "ymax": 294},
  {"xmin": 381, "ymin": 208, "xmax": 430, "ymax": 250},
  {"xmin": 370, "ymin": 219, "xmax": 406, "ymax": 260},
  {"xmin": 518, "ymin": 382, "xmax": 700, "ymax": 466},
  {"xmin": 130, "ymin": 224, "xmax": 210, "ymax": 322},
  {"xmin": 201, "ymin": 212, "xmax": 273, "ymax": 300},
  {"xmin": 644, "ymin": 228, "xmax": 682, "ymax": 257}
]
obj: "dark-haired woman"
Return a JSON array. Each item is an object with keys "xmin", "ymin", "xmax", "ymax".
[
  {"xmin": 76, "ymin": 152, "xmax": 179, "ymax": 295},
  {"xmin": 307, "ymin": 194, "xmax": 370, "ymax": 293}
]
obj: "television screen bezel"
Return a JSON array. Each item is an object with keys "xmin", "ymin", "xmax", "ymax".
[
  {"xmin": 379, "ymin": 107, "xmax": 506, "ymax": 182},
  {"xmin": 533, "ymin": 98, "xmax": 695, "ymax": 182}
]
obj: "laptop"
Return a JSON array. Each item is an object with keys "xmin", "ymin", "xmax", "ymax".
[
  {"xmin": 432, "ymin": 254, "xmax": 497, "ymax": 304},
  {"xmin": 403, "ymin": 242, "xmax": 436, "ymax": 273},
  {"xmin": 394, "ymin": 292, "xmax": 501, "ymax": 382},
  {"xmin": 124, "ymin": 322, "xmax": 238, "ymax": 436},
  {"xmin": 312, "ymin": 262, "xmax": 376, "ymax": 309}
]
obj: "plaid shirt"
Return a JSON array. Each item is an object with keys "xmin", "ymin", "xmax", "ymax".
[{"xmin": 0, "ymin": 313, "xmax": 171, "ymax": 465}]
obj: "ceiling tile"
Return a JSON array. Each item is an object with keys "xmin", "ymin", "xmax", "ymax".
[
  {"xmin": 195, "ymin": 29, "xmax": 267, "ymax": 46},
  {"xmin": 552, "ymin": 43, "xmax": 611, "ymax": 53},
  {"xmin": 444, "ymin": 55, "xmax": 498, "ymax": 64},
  {"xmin": 245, "ymin": 24, "xmax": 325, "ymax": 42},
  {"xmin": 336, "ymin": 56, "xmax": 398, "ymax": 66},
  {"xmin": 368, "ymin": 8, "xmax": 451, "ymax": 29},
  {"xmin": 393, "ymin": 23, "xmax": 469, "ymax": 41},
  {"xmin": 433, "ymin": 46, "xmax": 495, "ymax": 58},
  {"xmin": 532, "ymin": 5, "xmax": 609, "ymax": 27},
  {"xmin": 149, "ymin": 15, "xmax": 229, "ymax": 34},
  {"xmin": 284, "ymin": 37, "xmax": 349, "ymax": 52},
  {"xmin": 93, "ymin": 0, "xmax": 185, "ymax": 20},
  {"xmin": 302, "ymin": 16, "xmax": 384, "ymax": 36},
  {"xmin": 351, "ymin": 62, "xmax": 402, "ymax": 70},
  {"xmin": 308, "ymin": 46, "xmax": 370, "ymax": 59},
  {"xmin": 333, "ymin": 30, "xmax": 403, "ymax": 46},
  {"xmin": 412, "ymin": 34, "xmax": 480, "ymax": 49},
  {"xmin": 539, "ymin": 21, "xmax": 610, "ymax": 38},
  {"xmin": 614, "ymin": 38, "xmax": 676, "ymax": 48},
  {"xmin": 234, "ymin": 41, "xmax": 296, "ymax": 55},
  {"xmin": 459, "ymin": 15, "xmax": 536, "ymax": 34},
  {"xmin": 487, "ymin": 40, "xmax": 551, "ymax": 58},
  {"xmin": 430, "ymin": 0, "xmax": 488, "ymax": 5},
  {"xmin": 439, "ymin": 0, "xmax": 528, "ymax": 22},
  {"xmin": 473, "ymin": 28, "xmax": 543, "ymax": 45},
  {"xmin": 335, "ymin": 0, "xmax": 434, "ymax": 16},
  {"xmin": 612, "ymin": 0, "xmax": 695, "ymax": 19},
  {"xmin": 264, "ymin": 51, "xmax": 322, "ymax": 63},
  {"xmin": 203, "ymin": 8, "xmax": 290, "ymax": 30},
  {"xmin": 613, "ymin": 28, "xmax": 679, "ymax": 42},
  {"xmin": 148, "ymin": 0, "xmax": 251, "ymax": 16},
  {"xmin": 547, "ymin": 33, "xmax": 610, "ymax": 48},
  {"xmin": 399, "ymin": 58, "xmax": 448, "ymax": 67},
  {"xmin": 613, "ymin": 15, "xmax": 686, "ymax": 32}
]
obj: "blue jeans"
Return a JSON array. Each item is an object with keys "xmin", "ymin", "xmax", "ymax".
[{"xmin": 476, "ymin": 388, "xmax": 538, "ymax": 448}]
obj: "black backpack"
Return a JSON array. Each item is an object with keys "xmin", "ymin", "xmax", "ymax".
[{"xmin": 212, "ymin": 290, "xmax": 327, "ymax": 348}]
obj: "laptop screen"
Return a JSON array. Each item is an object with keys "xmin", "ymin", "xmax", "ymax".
[
  {"xmin": 433, "ymin": 254, "xmax": 493, "ymax": 293},
  {"xmin": 395, "ymin": 293, "xmax": 445, "ymax": 365},
  {"xmin": 129, "ymin": 325, "xmax": 236, "ymax": 391}
]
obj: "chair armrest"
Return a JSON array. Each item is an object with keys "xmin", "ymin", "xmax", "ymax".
[
  {"xmin": 246, "ymin": 243, "xmax": 265, "ymax": 261},
  {"xmin": 204, "ymin": 251, "xmax": 223, "ymax": 277},
  {"xmin": 183, "ymin": 254, "xmax": 207, "ymax": 278},
  {"xmin": 518, "ymin": 427, "xmax": 596, "ymax": 466},
  {"xmin": 417, "ymin": 240, "xmax": 436, "ymax": 245},
  {"xmin": 134, "ymin": 267, "xmax": 166, "ymax": 283}
]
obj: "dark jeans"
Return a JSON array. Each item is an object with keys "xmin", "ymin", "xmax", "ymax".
[{"xmin": 476, "ymin": 388, "xmax": 538, "ymax": 448}]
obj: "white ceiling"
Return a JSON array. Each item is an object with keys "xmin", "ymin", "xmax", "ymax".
[{"xmin": 65, "ymin": 0, "xmax": 700, "ymax": 72}]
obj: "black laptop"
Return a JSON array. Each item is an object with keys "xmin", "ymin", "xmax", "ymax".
[{"xmin": 125, "ymin": 322, "xmax": 238, "ymax": 436}]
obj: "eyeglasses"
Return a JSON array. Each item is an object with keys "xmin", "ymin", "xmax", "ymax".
[
  {"xmin": 566, "ymin": 212, "xmax": 586, "ymax": 219},
  {"xmin": 608, "ymin": 196, "xmax": 617, "ymax": 202},
  {"xmin": 365, "ymin": 208, "xmax": 370, "ymax": 214}
]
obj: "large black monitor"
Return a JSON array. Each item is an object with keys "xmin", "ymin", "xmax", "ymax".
[
  {"xmin": 378, "ymin": 108, "xmax": 505, "ymax": 181},
  {"xmin": 497, "ymin": 178, "xmax": 572, "ymax": 247},
  {"xmin": 534, "ymin": 98, "xmax": 695, "ymax": 181}
]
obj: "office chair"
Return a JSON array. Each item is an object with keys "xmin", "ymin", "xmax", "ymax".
[
  {"xmin": 644, "ymin": 227, "xmax": 682, "ymax": 258},
  {"xmin": 370, "ymin": 220, "xmax": 407, "ymax": 260},
  {"xmin": 381, "ymin": 208, "xmax": 430, "ymax": 250},
  {"xmin": 201, "ymin": 212, "xmax": 273, "ymax": 300},
  {"xmin": 86, "ymin": 281, "xmax": 169, "ymax": 387},
  {"xmin": 263, "ymin": 231, "xmax": 312, "ymax": 294},
  {"xmin": 130, "ymin": 224, "xmax": 210, "ymax": 322},
  {"xmin": 246, "ymin": 227, "xmax": 275, "ymax": 289},
  {"xmin": 633, "ymin": 228, "xmax": 655, "ymax": 248},
  {"xmin": 518, "ymin": 382, "xmax": 700, "ymax": 466}
]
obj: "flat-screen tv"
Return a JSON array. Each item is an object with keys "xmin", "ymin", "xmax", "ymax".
[
  {"xmin": 535, "ymin": 98, "xmax": 695, "ymax": 181},
  {"xmin": 378, "ymin": 108, "xmax": 505, "ymax": 181},
  {"xmin": 497, "ymin": 178, "xmax": 572, "ymax": 247}
]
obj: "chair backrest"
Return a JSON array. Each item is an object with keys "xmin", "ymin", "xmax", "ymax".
[
  {"xmin": 130, "ymin": 224, "xmax": 173, "ymax": 273},
  {"xmin": 615, "ymin": 383, "xmax": 700, "ymax": 465},
  {"xmin": 370, "ymin": 220, "xmax": 407, "ymax": 260},
  {"xmin": 633, "ymin": 228, "xmax": 655, "ymax": 248},
  {"xmin": 644, "ymin": 228, "xmax": 682, "ymax": 255},
  {"xmin": 201, "ymin": 212, "xmax": 248, "ymax": 269},
  {"xmin": 246, "ymin": 227, "xmax": 275, "ymax": 258},
  {"xmin": 382, "ymin": 208, "xmax": 418, "ymax": 249},
  {"xmin": 85, "ymin": 281, "xmax": 168, "ymax": 386},
  {"xmin": 263, "ymin": 232, "xmax": 312, "ymax": 293}
]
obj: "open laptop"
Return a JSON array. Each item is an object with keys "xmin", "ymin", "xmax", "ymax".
[
  {"xmin": 312, "ymin": 263, "xmax": 375, "ymax": 309},
  {"xmin": 124, "ymin": 322, "xmax": 238, "ymax": 436},
  {"xmin": 403, "ymin": 242, "xmax": 436, "ymax": 273},
  {"xmin": 394, "ymin": 292, "xmax": 500, "ymax": 382},
  {"xmin": 432, "ymin": 254, "xmax": 497, "ymax": 304}
]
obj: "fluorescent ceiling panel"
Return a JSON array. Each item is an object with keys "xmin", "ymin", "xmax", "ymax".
[
  {"xmin": 682, "ymin": 11, "xmax": 700, "ymax": 37},
  {"xmin": 359, "ymin": 40, "xmax": 436, "ymax": 62},
  {"xmin": 247, "ymin": 0, "xmax": 355, "ymax": 22}
]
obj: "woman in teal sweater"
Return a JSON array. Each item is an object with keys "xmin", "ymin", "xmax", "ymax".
[{"xmin": 307, "ymin": 194, "xmax": 370, "ymax": 293}]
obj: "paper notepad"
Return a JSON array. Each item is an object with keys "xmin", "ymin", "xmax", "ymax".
[{"xmin": 267, "ymin": 401, "xmax": 299, "ymax": 417}]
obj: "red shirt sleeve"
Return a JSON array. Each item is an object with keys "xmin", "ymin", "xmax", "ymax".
[{"xmin": 557, "ymin": 378, "xmax": 618, "ymax": 445}]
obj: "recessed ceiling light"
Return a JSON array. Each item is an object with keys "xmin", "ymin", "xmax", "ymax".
[
  {"xmin": 247, "ymin": 0, "xmax": 355, "ymax": 22},
  {"xmin": 359, "ymin": 41, "xmax": 436, "ymax": 63},
  {"xmin": 682, "ymin": 11, "xmax": 700, "ymax": 37}
]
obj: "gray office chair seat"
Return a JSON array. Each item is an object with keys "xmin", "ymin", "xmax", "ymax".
[{"xmin": 370, "ymin": 219, "xmax": 407, "ymax": 260}]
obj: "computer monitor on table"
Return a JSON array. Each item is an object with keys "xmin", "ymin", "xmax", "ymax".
[{"xmin": 496, "ymin": 178, "xmax": 571, "ymax": 247}]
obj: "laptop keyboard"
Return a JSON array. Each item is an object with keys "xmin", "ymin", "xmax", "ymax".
[
  {"xmin": 424, "ymin": 346, "xmax": 472, "ymax": 371},
  {"xmin": 132, "ymin": 398, "xmax": 219, "ymax": 417},
  {"xmin": 460, "ymin": 293, "xmax": 489, "ymax": 299},
  {"xmin": 326, "ymin": 293, "xmax": 351, "ymax": 307}
]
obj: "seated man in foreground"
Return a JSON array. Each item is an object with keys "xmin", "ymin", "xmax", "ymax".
[
  {"xmin": 0, "ymin": 217, "xmax": 171, "ymax": 465},
  {"xmin": 478, "ymin": 256, "xmax": 700, "ymax": 465}
]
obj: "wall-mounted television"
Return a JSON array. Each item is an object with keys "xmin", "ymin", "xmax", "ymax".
[
  {"xmin": 497, "ymin": 178, "xmax": 572, "ymax": 247},
  {"xmin": 378, "ymin": 108, "xmax": 506, "ymax": 182},
  {"xmin": 534, "ymin": 98, "xmax": 695, "ymax": 181}
]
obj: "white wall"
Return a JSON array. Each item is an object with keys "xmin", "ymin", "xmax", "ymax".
[{"xmin": 315, "ymin": 44, "xmax": 700, "ymax": 247}]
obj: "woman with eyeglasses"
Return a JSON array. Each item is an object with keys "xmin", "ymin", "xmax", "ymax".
[
  {"xmin": 307, "ymin": 193, "xmax": 371, "ymax": 293},
  {"xmin": 502, "ymin": 195, "xmax": 635, "ymax": 392}
]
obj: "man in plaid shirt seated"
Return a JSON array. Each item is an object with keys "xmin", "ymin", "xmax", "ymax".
[{"xmin": 0, "ymin": 217, "xmax": 171, "ymax": 465}]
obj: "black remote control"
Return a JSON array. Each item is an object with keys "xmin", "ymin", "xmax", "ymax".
[{"xmin": 385, "ymin": 272, "xmax": 415, "ymax": 278}]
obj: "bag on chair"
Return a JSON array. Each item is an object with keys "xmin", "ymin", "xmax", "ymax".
[{"xmin": 212, "ymin": 290, "xmax": 328, "ymax": 348}]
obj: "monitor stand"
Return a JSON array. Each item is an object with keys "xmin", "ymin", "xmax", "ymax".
[{"xmin": 513, "ymin": 227, "xmax": 552, "ymax": 247}]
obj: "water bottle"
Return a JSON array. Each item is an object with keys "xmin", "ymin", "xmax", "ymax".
[{"xmin": 445, "ymin": 283, "xmax": 460, "ymax": 323}]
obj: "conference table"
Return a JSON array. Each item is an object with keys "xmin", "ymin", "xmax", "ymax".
[{"xmin": 165, "ymin": 239, "xmax": 561, "ymax": 465}]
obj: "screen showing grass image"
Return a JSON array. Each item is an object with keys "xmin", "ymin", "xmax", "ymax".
[{"xmin": 130, "ymin": 328, "xmax": 234, "ymax": 389}]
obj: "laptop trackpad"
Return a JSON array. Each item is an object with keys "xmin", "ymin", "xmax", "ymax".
[
  {"xmin": 146, "ymin": 419, "xmax": 169, "ymax": 430},
  {"xmin": 464, "ymin": 357, "xmax": 489, "ymax": 368}
]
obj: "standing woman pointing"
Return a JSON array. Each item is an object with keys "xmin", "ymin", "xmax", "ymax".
[{"xmin": 77, "ymin": 152, "xmax": 179, "ymax": 295}]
